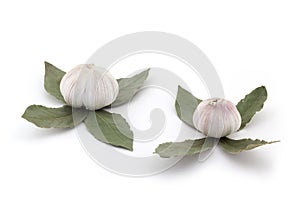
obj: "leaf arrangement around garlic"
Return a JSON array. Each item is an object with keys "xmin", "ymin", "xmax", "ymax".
[
  {"xmin": 22, "ymin": 62, "xmax": 150, "ymax": 151},
  {"xmin": 154, "ymin": 86, "xmax": 279, "ymax": 158}
]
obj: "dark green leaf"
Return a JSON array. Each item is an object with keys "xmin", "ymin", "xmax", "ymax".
[
  {"xmin": 175, "ymin": 86, "xmax": 202, "ymax": 128},
  {"xmin": 84, "ymin": 110, "xmax": 134, "ymax": 151},
  {"xmin": 155, "ymin": 138, "xmax": 216, "ymax": 158},
  {"xmin": 44, "ymin": 61, "xmax": 66, "ymax": 102},
  {"xmin": 219, "ymin": 137, "xmax": 279, "ymax": 154},
  {"xmin": 22, "ymin": 105, "xmax": 87, "ymax": 128},
  {"xmin": 236, "ymin": 86, "xmax": 268, "ymax": 130},
  {"xmin": 111, "ymin": 69, "xmax": 150, "ymax": 107}
]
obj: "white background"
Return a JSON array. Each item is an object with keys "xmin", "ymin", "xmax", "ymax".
[{"xmin": 0, "ymin": 0, "xmax": 298, "ymax": 205}]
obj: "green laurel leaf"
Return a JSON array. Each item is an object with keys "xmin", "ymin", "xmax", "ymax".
[
  {"xmin": 112, "ymin": 69, "xmax": 150, "ymax": 107},
  {"xmin": 155, "ymin": 138, "xmax": 216, "ymax": 158},
  {"xmin": 236, "ymin": 86, "xmax": 268, "ymax": 130},
  {"xmin": 84, "ymin": 110, "xmax": 134, "ymax": 151},
  {"xmin": 219, "ymin": 137, "xmax": 279, "ymax": 154},
  {"xmin": 175, "ymin": 86, "xmax": 202, "ymax": 128},
  {"xmin": 44, "ymin": 61, "xmax": 66, "ymax": 102},
  {"xmin": 22, "ymin": 105, "xmax": 87, "ymax": 128}
]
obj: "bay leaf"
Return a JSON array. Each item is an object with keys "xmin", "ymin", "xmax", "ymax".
[
  {"xmin": 84, "ymin": 110, "xmax": 133, "ymax": 151},
  {"xmin": 44, "ymin": 61, "xmax": 66, "ymax": 102},
  {"xmin": 219, "ymin": 137, "xmax": 279, "ymax": 154},
  {"xmin": 236, "ymin": 86, "xmax": 267, "ymax": 130},
  {"xmin": 111, "ymin": 69, "xmax": 150, "ymax": 107},
  {"xmin": 175, "ymin": 86, "xmax": 202, "ymax": 128},
  {"xmin": 22, "ymin": 105, "xmax": 87, "ymax": 128},
  {"xmin": 154, "ymin": 138, "xmax": 215, "ymax": 158}
]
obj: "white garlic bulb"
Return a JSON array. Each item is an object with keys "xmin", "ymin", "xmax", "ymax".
[
  {"xmin": 192, "ymin": 98, "xmax": 241, "ymax": 138},
  {"xmin": 60, "ymin": 64, "xmax": 119, "ymax": 110}
]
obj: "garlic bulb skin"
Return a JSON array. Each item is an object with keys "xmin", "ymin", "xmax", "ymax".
[
  {"xmin": 192, "ymin": 98, "xmax": 241, "ymax": 138},
  {"xmin": 60, "ymin": 64, "xmax": 119, "ymax": 110}
]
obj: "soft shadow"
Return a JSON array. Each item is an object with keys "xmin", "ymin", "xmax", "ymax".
[
  {"xmin": 17, "ymin": 123, "xmax": 72, "ymax": 142},
  {"xmin": 31, "ymin": 128, "xmax": 71, "ymax": 138},
  {"xmin": 220, "ymin": 149, "xmax": 275, "ymax": 173},
  {"xmin": 160, "ymin": 155, "xmax": 201, "ymax": 176},
  {"xmin": 160, "ymin": 148, "xmax": 276, "ymax": 177}
]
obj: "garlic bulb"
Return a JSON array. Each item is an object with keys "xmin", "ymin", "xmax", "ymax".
[
  {"xmin": 192, "ymin": 98, "xmax": 241, "ymax": 138},
  {"xmin": 60, "ymin": 64, "xmax": 119, "ymax": 110}
]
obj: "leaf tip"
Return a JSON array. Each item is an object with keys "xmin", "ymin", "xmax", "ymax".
[
  {"xmin": 44, "ymin": 61, "xmax": 53, "ymax": 70},
  {"xmin": 127, "ymin": 144, "xmax": 134, "ymax": 151},
  {"xmin": 253, "ymin": 85, "xmax": 268, "ymax": 98},
  {"xmin": 143, "ymin": 68, "xmax": 151, "ymax": 78},
  {"xmin": 176, "ymin": 85, "xmax": 184, "ymax": 101},
  {"xmin": 262, "ymin": 86, "xmax": 268, "ymax": 96},
  {"xmin": 177, "ymin": 85, "xmax": 183, "ymax": 91},
  {"xmin": 260, "ymin": 85, "xmax": 266, "ymax": 89},
  {"xmin": 44, "ymin": 61, "xmax": 51, "ymax": 74},
  {"xmin": 21, "ymin": 112, "xmax": 26, "ymax": 120}
]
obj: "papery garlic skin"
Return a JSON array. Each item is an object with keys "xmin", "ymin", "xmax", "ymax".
[
  {"xmin": 60, "ymin": 64, "xmax": 119, "ymax": 110},
  {"xmin": 192, "ymin": 98, "xmax": 241, "ymax": 138}
]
